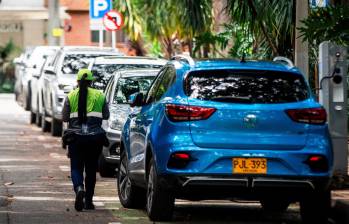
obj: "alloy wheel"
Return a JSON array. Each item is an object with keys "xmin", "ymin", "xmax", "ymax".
[{"xmin": 118, "ymin": 157, "xmax": 131, "ymax": 201}]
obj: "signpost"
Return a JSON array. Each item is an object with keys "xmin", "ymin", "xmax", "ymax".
[
  {"xmin": 89, "ymin": 0, "xmax": 112, "ymax": 47},
  {"xmin": 103, "ymin": 10, "xmax": 123, "ymax": 49}
]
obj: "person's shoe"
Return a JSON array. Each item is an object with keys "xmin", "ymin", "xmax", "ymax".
[
  {"xmin": 74, "ymin": 186, "xmax": 85, "ymax": 212},
  {"xmin": 84, "ymin": 201, "xmax": 95, "ymax": 210}
]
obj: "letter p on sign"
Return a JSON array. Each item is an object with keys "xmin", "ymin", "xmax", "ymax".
[{"xmin": 90, "ymin": 0, "xmax": 112, "ymax": 19}]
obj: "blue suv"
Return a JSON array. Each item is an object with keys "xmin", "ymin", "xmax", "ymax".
[{"xmin": 118, "ymin": 55, "xmax": 333, "ymax": 223}]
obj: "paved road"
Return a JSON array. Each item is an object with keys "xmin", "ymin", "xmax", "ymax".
[{"xmin": 0, "ymin": 94, "xmax": 309, "ymax": 224}]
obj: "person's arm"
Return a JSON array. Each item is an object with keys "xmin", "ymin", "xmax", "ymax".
[{"xmin": 62, "ymin": 97, "xmax": 71, "ymax": 122}]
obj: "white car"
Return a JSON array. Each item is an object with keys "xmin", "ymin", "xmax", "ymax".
[{"xmin": 29, "ymin": 47, "xmax": 60, "ymax": 124}]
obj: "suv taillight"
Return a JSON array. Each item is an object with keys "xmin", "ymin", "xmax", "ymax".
[
  {"xmin": 165, "ymin": 104, "xmax": 216, "ymax": 122},
  {"xmin": 286, "ymin": 108, "xmax": 326, "ymax": 125}
]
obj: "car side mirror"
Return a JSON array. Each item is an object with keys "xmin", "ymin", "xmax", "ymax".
[
  {"xmin": 13, "ymin": 57, "xmax": 21, "ymax": 64},
  {"xmin": 32, "ymin": 73, "xmax": 40, "ymax": 78},
  {"xmin": 45, "ymin": 66, "xmax": 56, "ymax": 75},
  {"xmin": 129, "ymin": 92, "xmax": 144, "ymax": 107}
]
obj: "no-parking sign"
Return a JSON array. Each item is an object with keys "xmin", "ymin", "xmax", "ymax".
[{"xmin": 103, "ymin": 10, "xmax": 123, "ymax": 31}]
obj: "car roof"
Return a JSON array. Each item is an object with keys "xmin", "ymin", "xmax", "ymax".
[
  {"xmin": 93, "ymin": 56, "xmax": 167, "ymax": 65},
  {"xmin": 117, "ymin": 69, "xmax": 160, "ymax": 78},
  {"xmin": 60, "ymin": 46, "xmax": 123, "ymax": 55},
  {"xmin": 172, "ymin": 58, "xmax": 302, "ymax": 75}
]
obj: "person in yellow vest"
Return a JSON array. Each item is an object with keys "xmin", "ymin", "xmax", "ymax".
[{"xmin": 62, "ymin": 69, "xmax": 109, "ymax": 211}]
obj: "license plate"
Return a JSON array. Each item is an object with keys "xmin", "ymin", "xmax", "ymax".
[{"xmin": 232, "ymin": 158, "xmax": 267, "ymax": 174}]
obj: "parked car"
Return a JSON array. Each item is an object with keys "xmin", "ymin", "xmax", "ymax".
[
  {"xmin": 19, "ymin": 46, "xmax": 60, "ymax": 111},
  {"xmin": 29, "ymin": 47, "xmax": 60, "ymax": 124},
  {"xmin": 99, "ymin": 69, "xmax": 161, "ymax": 177},
  {"xmin": 118, "ymin": 55, "xmax": 333, "ymax": 223},
  {"xmin": 89, "ymin": 56, "xmax": 167, "ymax": 91},
  {"xmin": 13, "ymin": 47, "xmax": 34, "ymax": 105},
  {"xmin": 40, "ymin": 47, "xmax": 122, "ymax": 136}
]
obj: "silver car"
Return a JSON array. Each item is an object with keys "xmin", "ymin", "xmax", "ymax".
[
  {"xmin": 99, "ymin": 69, "xmax": 162, "ymax": 177},
  {"xmin": 40, "ymin": 46, "xmax": 122, "ymax": 136},
  {"xmin": 29, "ymin": 47, "xmax": 60, "ymax": 124}
]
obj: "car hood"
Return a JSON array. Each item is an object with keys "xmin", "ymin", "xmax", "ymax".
[{"xmin": 57, "ymin": 74, "xmax": 77, "ymax": 86}]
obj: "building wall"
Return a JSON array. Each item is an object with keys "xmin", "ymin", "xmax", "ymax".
[
  {"xmin": 22, "ymin": 20, "xmax": 45, "ymax": 46},
  {"xmin": 0, "ymin": 0, "xmax": 46, "ymax": 49},
  {"xmin": 64, "ymin": 11, "xmax": 91, "ymax": 46},
  {"xmin": 0, "ymin": 0, "xmax": 44, "ymax": 8}
]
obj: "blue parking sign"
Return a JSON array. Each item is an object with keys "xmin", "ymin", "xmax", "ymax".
[{"xmin": 90, "ymin": 0, "xmax": 112, "ymax": 19}]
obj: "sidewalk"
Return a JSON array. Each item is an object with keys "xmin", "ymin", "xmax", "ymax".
[
  {"xmin": 332, "ymin": 190, "xmax": 349, "ymax": 223},
  {"xmin": 331, "ymin": 162, "xmax": 349, "ymax": 223}
]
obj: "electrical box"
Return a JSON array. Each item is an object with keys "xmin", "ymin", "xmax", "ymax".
[{"xmin": 319, "ymin": 41, "xmax": 348, "ymax": 186}]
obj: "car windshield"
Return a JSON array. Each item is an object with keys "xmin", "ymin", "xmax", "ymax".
[
  {"xmin": 61, "ymin": 54, "xmax": 112, "ymax": 75},
  {"xmin": 113, "ymin": 76, "xmax": 155, "ymax": 104},
  {"xmin": 91, "ymin": 63, "xmax": 163, "ymax": 90},
  {"xmin": 186, "ymin": 70, "xmax": 309, "ymax": 104}
]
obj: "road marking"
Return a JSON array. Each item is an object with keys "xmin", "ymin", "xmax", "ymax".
[
  {"xmin": 93, "ymin": 196, "xmax": 119, "ymax": 202},
  {"xmin": 50, "ymin": 153, "xmax": 65, "ymax": 159},
  {"xmin": 43, "ymin": 144, "xmax": 53, "ymax": 149},
  {"xmin": 37, "ymin": 136, "xmax": 46, "ymax": 141},
  {"xmin": 59, "ymin": 165, "xmax": 70, "ymax": 172},
  {"xmin": 94, "ymin": 201, "xmax": 105, "ymax": 206}
]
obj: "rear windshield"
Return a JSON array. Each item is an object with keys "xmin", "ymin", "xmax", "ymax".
[
  {"xmin": 185, "ymin": 70, "xmax": 309, "ymax": 104},
  {"xmin": 91, "ymin": 64, "xmax": 163, "ymax": 90}
]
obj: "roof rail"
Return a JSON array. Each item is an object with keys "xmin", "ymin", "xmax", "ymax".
[
  {"xmin": 171, "ymin": 54, "xmax": 195, "ymax": 67},
  {"xmin": 273, "ymin": 56, "xmax": 294, "ymax": 67}
]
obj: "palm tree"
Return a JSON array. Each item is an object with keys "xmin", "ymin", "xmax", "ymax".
[
  {"xmin": 175, "ymin": 0, "xmax": 213, "ymax": 55},
  {"xmin": 225, "ymin": 0, "xmax": 295, "ymax": 59}
]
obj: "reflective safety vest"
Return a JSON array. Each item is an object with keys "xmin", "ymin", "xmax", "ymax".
[{"xmin": 67, "ymin": 87, "xmax": 105, "ymax": 119}]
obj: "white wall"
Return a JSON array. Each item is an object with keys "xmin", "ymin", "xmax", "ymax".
[{"xmin": 0, "ymin": 0, "xmax": 44, "ymax": 9}]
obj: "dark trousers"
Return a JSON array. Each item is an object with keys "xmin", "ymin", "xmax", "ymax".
[{"xmin": 69, "ymin": 136, "xmax": 102, "ymax": 203}]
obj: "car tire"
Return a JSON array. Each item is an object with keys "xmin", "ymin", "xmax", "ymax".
[
  {"xmin": 146, "ymin": 158, "xmax": 174, "ymax": 221},
  {"xmin": 300, "ymin": 190, "xmax": 331, "ymax": 224},
  {"xmin": 30, "ymin": 111, "xmax": 36, "ymax": 124},
  {"xmin": 117, "ymin": 151, "xmax": 146, "ymax": 208},
  {"xmin": 260, "ymin": 198, "xmax": 290, "ymax": 212},
  {"xmin": 98, "ymin": 154, "xmax": 116, "ymax": 177},
  {"xmin": 24, "ymin": 85, "xmax": 31, "ymax": 111},
  {"xmin": 51, "ymin": 117, "xmax": 62, "ymax": 137},
  {"xmin": 41, "ymin": 113, "xmax": 50, "ymax": 132},
  {"xmin": 36, "ymin": 111, "xmax": 42, "ymax": 127}
]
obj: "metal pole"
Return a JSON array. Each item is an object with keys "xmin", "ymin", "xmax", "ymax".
[
  {"xmin": 99, "ymin": 27, "xmax": 104, "ymax": 48},
  {"xmin": 48, "ymin": 0, "xmax": 60, "ymax": 46},
  {"xmin": 112, "ymin": 31, "xmax": 116, "ymax": 49},
  {"xmin": 295, "ymin": 0, "xmax": 309, "ymax": 80}
]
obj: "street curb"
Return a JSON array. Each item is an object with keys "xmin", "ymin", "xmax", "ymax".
[{"xmin": 331, "ymin": 199, "xmax": 349, "ymax": 224}]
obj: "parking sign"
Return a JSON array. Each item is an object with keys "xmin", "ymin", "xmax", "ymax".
[{"xmin": 90, "ymin": 0, "xmax": 112, "ymax": 19}]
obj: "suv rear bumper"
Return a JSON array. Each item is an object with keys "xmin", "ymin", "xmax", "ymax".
[{"xmin": 159, "ymin": 175, "xmax": 331, "ymax": 200}]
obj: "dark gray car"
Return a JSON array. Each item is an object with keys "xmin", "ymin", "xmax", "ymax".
[{"xmin": 100, "ymin": 69, "xmax": 160, "ymax": 177}]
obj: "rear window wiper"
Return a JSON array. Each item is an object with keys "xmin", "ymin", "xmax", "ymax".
[{"xmin": 211, "ymin": 96, "xmax": 253, "ymax": 103}]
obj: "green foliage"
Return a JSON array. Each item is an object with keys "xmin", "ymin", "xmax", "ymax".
[
  {"xmin": 0, "ymin": 40, "xmax": 16, "ymax": 93},
  {"xmin": 114, "ymin": 0, "xmax": 213, "ymax": 57},
  {"xmin": 225, "ymin": 0, "xmax": 294, "ymax": 59},
  {"xmin": 0, "ymin": 40, "xmax": 15, "ymax": 62},
  {"xmin": 298, "ymin": 5, "xmax": 349, "ymax": 46}
]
